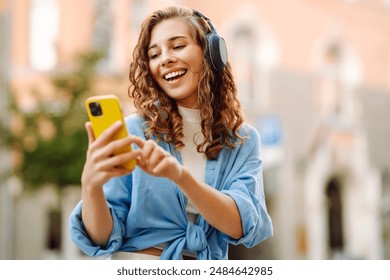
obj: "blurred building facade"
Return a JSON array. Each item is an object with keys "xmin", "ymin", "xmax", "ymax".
[{"xmin": 1, "ymin": 0, "xmax": 390, "ymax": 260}]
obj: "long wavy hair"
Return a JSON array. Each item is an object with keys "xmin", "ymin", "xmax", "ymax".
[{"xmin": 128, "ymin": 6, "xmax": 245, "ymax": 160}]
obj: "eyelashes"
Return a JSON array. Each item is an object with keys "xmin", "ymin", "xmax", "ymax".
[{"xmin": 148, "ymin": 44, "xmax": 187, "ymax": 60}]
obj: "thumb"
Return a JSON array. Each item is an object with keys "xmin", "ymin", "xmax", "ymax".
[{"xmin": 85, "ymin": 122, "xmax": 96, "ymax": 145}]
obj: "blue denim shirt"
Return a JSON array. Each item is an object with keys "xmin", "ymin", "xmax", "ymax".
[{"xmin": 69, "ymin": 114, "xmax": 273, "ymax": 260}]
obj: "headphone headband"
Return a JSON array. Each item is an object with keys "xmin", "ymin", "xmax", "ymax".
[
  {"xmin": 192, "ymin": 9, "xmax": 228, "ymax": 71},
  {"xmin": 192, "ymin": 10, "xmax": 217, "ymax": 33}
]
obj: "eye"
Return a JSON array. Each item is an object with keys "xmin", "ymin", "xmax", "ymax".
[
  {"xmin": 173, "ymin": 45, "xmax": 185, "ymax": 50},
  {"xmin": 149, "ymin": 52, "xmax": 160, "ymax": 60}
]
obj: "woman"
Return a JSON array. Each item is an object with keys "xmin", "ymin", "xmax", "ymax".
[{"xmin": 70, "ymin": 6, "xmax": 272, "ymax": 260}]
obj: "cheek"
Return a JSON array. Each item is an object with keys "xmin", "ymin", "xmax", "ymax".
[
  {"xmin": 190, "ymin": 49, "xmax": 205, "ymax": 72},
  {"xmin": 148, "ymin": 63, "xmax": 166, "ymax": 90},
  {"xmin": 148, "ymin": 62, "xmax": 160, "ymax": 81}
]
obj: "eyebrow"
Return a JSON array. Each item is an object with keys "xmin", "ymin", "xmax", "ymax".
[{"xmin": 148, "ymin": 35, "xmax": 188, "ymax": 51}]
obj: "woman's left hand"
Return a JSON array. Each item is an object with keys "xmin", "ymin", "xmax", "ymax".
[{"xmin": 131, "ymin": 136, "xmax": 183, "ymax": 182}]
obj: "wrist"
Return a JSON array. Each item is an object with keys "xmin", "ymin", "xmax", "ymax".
[
  {"xmin": 173, "ymin": 165, "xmax": 187, "ymax": 186},
  {"xmin": 82, "ymin": 182, "xmax": 103, "ymax": 199}
]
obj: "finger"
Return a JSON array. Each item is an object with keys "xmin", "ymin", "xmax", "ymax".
[
  {"xmin": 108, "ymin": 168, "xmax": 134, "ymax": 178},
  {"xmin": 141, "ymin": 140, "xmax": 157, "ymax": 162},
  {"xmin": 93, "ymin": 121, "xmax": 123, "ymax": 147},
  {"xmin": 152, "ymin": 157, "xmax": 182, "ymax": 182},
  {"xmin": 94, "ymin": 136, "xmax": 136, "ymax": 162},
  {"xmin": 85, "ymin": 122, "xmax": 95, "ymax": 145},
  {"xmin": 94, "ymin": 167, "xmax": 132, "ymax": 185},
  {"xmin": 96, "ymin": 149, "xmax": 141, "ymax": 171},
  {"xmin": 148, "ymin": 148, "xmax": 168, "ymax": 168},
  {"xmin": 129, "ymin": 135, "xmax": 146, "ymax": 148},
  {"xmin": 152, "ymin": 156, "xmax": 174, "ymax": 174}
]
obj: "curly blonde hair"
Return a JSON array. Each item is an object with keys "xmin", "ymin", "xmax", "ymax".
[{"xmin": 128, "ymin": 6, "xmax": 245, "ymax": 160}]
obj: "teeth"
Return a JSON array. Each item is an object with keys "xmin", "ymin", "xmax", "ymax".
[{"xmin": 164, "ymin": 70, "xmax": 186, "ymax": 80}]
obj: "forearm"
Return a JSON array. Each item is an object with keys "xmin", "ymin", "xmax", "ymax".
[
  {"xmin": 81, "ymin": 185, "xmax": 113, "ymax": 247},
  {"xmin": 175, "ymin": 167, "xmax": 243, "ymax": 239}
]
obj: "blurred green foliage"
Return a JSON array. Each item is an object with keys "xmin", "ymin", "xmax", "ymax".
[{"xmin": 0, "ymin": 51, "xmax": 104, "ymax": 191}]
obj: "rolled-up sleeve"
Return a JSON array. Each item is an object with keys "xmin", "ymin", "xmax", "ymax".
[
  {"xmin": 220, "ymin": 127, "xmax": 273, "ymax": 247},
  {"xmin": 222, "ymin": 179, "xmax": 272, "ymax": 247}
]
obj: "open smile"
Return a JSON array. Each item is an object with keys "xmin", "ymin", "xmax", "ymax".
[{"xmin": 163, "ymin": 70, "xmax": 187, "ymax": 83}]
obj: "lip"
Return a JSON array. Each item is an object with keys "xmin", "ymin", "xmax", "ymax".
[
  {"xmin": 161, "ymin": 69, "xmax": 187, "ymax": 84},
  {"xmin": 161, "ymin": 68, "xmax": 187, "ymax": 79}
]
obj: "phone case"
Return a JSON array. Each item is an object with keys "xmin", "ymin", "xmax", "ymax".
[{"xmin": 85, "ymin": 94, "xmax": 136, "ymax": 170}]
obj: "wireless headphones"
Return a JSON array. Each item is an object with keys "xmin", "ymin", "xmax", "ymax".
[{"xmin": 192, "ymin": 10, "xmax": 228, "ymax": 71}]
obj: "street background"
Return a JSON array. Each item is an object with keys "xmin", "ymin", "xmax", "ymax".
[{"xmin": 1, "ymin": 0, "xmax": 390, "ymax": 260}]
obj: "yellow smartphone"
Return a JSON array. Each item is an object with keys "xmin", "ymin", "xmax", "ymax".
[{"xmin": 85, "ymin": 94, "xmax": 136, "ymax": 170}]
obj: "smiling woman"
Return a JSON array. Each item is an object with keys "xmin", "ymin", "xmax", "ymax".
[
  {"xmin": 147, "ymin": 19, "xmax": 203, "ymax": 108},
  {"xmin": 69, "ymin": 5, "xmax": 273, "ymax": 260}
]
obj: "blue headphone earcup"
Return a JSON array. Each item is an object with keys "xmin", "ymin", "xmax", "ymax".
[{"xmin": 207, "ymin": 33, "xmax": 228, "ymax": 71}]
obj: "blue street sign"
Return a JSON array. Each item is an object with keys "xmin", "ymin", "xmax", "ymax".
[{"xmin": 256, "ymin": 115, "xmax": 283, "ymax": 146}]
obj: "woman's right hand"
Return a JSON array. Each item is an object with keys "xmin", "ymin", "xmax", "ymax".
[
  {"xmin": 81, "ymin": 121, "xmax": 140, "ymax": 246},
  {"xmin": 81, "ymin": 121, "xmax": 141, "ymax": 193}
]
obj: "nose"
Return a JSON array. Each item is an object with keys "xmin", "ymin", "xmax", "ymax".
[{"xmin": 160, "ymin": 50, "xmax": 176, "ymax": 67}]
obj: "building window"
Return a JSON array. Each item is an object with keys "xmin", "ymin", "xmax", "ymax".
[
  {"xmin": 230, "ymin": 22, "xmax": 278, "ymax": 116},
  {"xmin": 92, "ymin": 0, "xmax": 113, "ymax": 71},
  {"xmin": 29, "ymin": 0, "xmax": 59, "ymax": 71},
  {"xmin": 316, "ymin": 40, "xmax": 361, "ymax": 123},
  {"xmin": 232, "ymin": 27, "xmax": 255, "ymax": 113},
  {"xmin": 132, "ymin": 0, "xmax": 147, "ymax": 29},
  {"xmin": 323, "ymin": 43, "xmax": 342, "ymax": 116}
]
